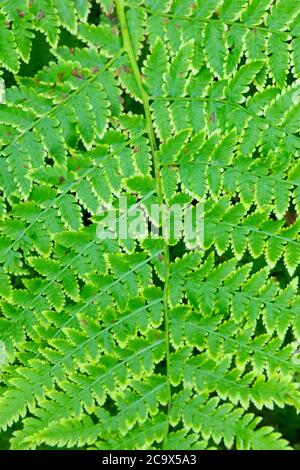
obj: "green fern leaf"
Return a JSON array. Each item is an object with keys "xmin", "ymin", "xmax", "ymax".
[{"xmin": 0, "ymin": 0, "xmax": 300, "ymax": 452}]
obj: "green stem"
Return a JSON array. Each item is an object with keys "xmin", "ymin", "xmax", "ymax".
[{"xmin": 115, "ymin": 0, "xmax": 172, "ymax": 445}]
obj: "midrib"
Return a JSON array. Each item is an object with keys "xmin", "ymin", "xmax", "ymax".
[{"xmin": 114, "ymin": 0, "xmax": 172, "ymax": 446}]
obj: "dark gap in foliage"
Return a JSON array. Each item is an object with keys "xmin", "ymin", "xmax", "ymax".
[
  {"xmin": 45, "ymin": 157, "xmax": 55, "ymax": 167},
  {"xmin": 215, "ymin": 247, "xmax": 235, "ymax": 266},
  {"xmin": 156, "ymin": 358, "xmax": 168, "ymax": 377},
  {"xmin": 247, "ymin": 83, "xmax": 258, "ymax": 99},
  {"xmin": 137, "ymin": 30, "xmax": 151, "ymax": 71},
  {"xmin": 262, "ymin": 405, "xmax": 300, "ymax": 446},
  {"xmin": 58, "ymin": 28, "xmax": 86, "ymax": 50},
  {"xmin": 251, "ymin": 147, "xmax": 261, "ymax": 159},
  {"xmin": 152, "ymin": 263, "xmax": 164, "ymax": 290},
  {"xmin": 282, "ymin": 326, "xmax": 295, "ymax": 347},
  {"xmin": 269, "ymin": 210, "xmax": 279, "ymax": 221},
  {"xmin": 231, "ymin": 193, "xmax": 240, "ymax": 204},
  {"xmin": 264, "ymin": 76, "xmax": 273, "ymax": 87},
  {"xmin": 104, "ymin": 395, "xmax": 119, "ymax": 416},
  {"xmin": 254, "ymin": 316, "xmax": 266, "ymax": 336},
  {"xmin": 0, "ymin": 424, "xmax": 20, "ymax": 450},
  {"xmin": 123, "ymin": 93, "xmax": 144, "ymax": 116},
  {"xmin": 19, "ymin": 32, "xmax": 54, "ymax": 78},
  {"xmin": 76, "ymin": 139, "xmax": 88, "ymax": 152},
  {"xmin": 88, "ymin": 2, "xmax": 101, "ymax": 26},
  {"xmin": 269, "ymin": 260, "xmax": 290, "ymax": 287},
  {"xmin": 10, "ymin": 273, "xmax": 25, "ymax": 289},
  {"xmin": 1, "ymin": 68, "xmax": 17, "ymax": 88},
  {"xmin": 169, "ymin": 240, "xmax": 187, "ymax": 262},
  {"xmin": 180, "ymin": 296, "xmax": 188, "ymax": 306},
  {"xmin": 1, "ymin": 198, "xmax": 11, "ymax": 214},
  {"xmin": 239, "ymin": 54, "xmax": 247, "ymax": 67},
  {"xmin": 82, "ymin": 208, "xmax": 93, "ymax": 226},
  {"xmin": 286, "ymin": 66, "xmax": 295, "ymax": 86}
]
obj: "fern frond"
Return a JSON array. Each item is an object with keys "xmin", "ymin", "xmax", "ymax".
[{"xmin": 0, "ymin": 0, "xmax": 300, "ymax": 451}]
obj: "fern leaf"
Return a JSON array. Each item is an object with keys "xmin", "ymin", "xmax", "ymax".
[{"xmin": 0, "ymin": 0, "xmax": 300, "ymax": 452}]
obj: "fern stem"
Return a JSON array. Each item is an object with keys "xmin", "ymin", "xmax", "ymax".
[{"xmin": 115, "ymin": 0, "xmax": 172, "ymax": 445}]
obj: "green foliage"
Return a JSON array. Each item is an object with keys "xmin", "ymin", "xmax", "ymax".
[{"xmin": 0, "ymin": 0, "xmax": 300, "ymax": 451}]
